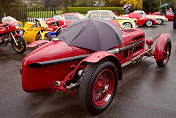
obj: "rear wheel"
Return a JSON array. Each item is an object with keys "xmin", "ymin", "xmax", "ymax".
[
  {"xmin": 44, "ymin": 33, "xmax": 52, "ymax": 41},
  {"xmin": 12, "ymin": 36, "xmax": 26, "ymax": 54},
  {"xmin": 156, "ymin": 39, "xmax": 171, "ymax": 68},
  {"xmin": 79, "ymin": 60, "xmax": 118, "ymax": 114},
  {"xmin": 145, "ymin": 20, "xmax": 153, "ymax": 27},
  {"xmin": 123, "ymin": 22, "xmax": 132, "ymax": 29},
  {"xmin": 156, "ymin": 19, "xmax": 163, "ymax": 25},
  {"xmin": 36, "ymin": 32, "xmax": 52, "ymax": 41}
]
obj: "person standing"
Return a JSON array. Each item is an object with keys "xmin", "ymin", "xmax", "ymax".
[
  {"xmin": 162, "ymin": 7, "xmax": 167, "ymax": 15},
  {"xmin": 124, "ymin": 7, "xmax": 129, "ymax": 15},
  {"xmin": 173, "ymin": 8, "xmax": 176, "ymax": 29}
]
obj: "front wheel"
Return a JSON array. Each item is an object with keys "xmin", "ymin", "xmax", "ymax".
[
  {"xmin": 145, "ymin": 20, "xmax": 153, "ymax": 27},
  {"xmin": 12, "ymin": 36, "xmax": 26, "ymax": 54},
  {"xmin": 156, "ymin": 19, "xmax": 163, "ymax": 25},
  {"xmin": 79, "ymin": 60, "xmax": 118, "ymax": 114},
  {"xmin": 156, "ymin": 39, "xmax": 171, "ymax": 68},
  {"xmin": 123, "ymin": 22, "xmax": 132, "ymax": 29}
]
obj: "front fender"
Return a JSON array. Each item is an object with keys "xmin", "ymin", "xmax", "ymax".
[
  {"xmin": 154, "ymin": 34, "xmax": 171, "ymax": 61},
  {"xmin": 14, "ymin": 34, "xmax": 22, "ymax": 37},
  {"xmin": 83, "ymin": 51, "xmax": 122, "ymax": 80},
  {"xmin": 83, "ymin": 51, "xmax": 117, "ymax": 63}
]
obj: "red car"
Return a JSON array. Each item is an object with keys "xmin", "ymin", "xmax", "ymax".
[
  {"xmin": 152, "ymin": 10, "xmax": 174, "ymax": 21},
  {"xmin": 165, "ymin": 10, "xmax": 174, "ymax": 20},
  {"xmin": 21, "ymin": 19, "xmax": 171, "ymax": 114},
  {"xmin": 61, "ymin": 12, "xmax": 87, "ymax": 24},
  {"xmin": 127, "ymin": 13, "xmax": 158, "ymax": 27}
]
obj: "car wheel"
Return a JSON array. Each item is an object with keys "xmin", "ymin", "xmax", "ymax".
[
  {"xmin": 123, "ymin": 22, "xmax": 132, "ymax": 29},
  {"xmin": 156, "ymin": 39, "xmax": 171, "ymax": 68},
  {"xmin": 156, "ymin": 19, "xmax": 163, "ymax": 25},
  {"xmin": 145, "ymin": 20, "xmax": 153, "ymax": 27},
  {"xmin": 79, "ymin": 60, "xmax": 118, "ymax": 114}
]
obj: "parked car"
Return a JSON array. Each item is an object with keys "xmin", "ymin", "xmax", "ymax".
[
  {"xmin": 134, "ymin": 10, "xmax": 168, "ymax": 24},
  {"xmin": 165, "ymin": 10, "xmax": 174, "ymax": 20},
  {"xmin": 86, "ymin": 10, "xmax": 137, "ymax": 29},
  {"xmin": 21, "ymin": 19, "xmax": 171, "ymax": 115},
  {"xmin": 61, "ymin": 12, "xmax": 87, "ymax": 25},
  {"xmin": 127, "ymin": 13, "xmax": 158, "ymax": 27},
  {"xmin": 152, "ymin": 10, "xmax": 174, "ymax": 21}
]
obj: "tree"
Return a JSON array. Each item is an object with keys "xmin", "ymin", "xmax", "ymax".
[
  {"xmin": 62, "ymin": 0, "xmax": 69, "ymax": 12},
  {"xmin": 143, "ymin": 0, "xmax": 160, "ymax": 12},
  {"xmin": 43, "ymin": 0, "xmax": 62, "ymax": 9}
]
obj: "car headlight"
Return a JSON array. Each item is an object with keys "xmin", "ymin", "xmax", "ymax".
[{"xmin": 15, "ymin": 23, "xmax": 19, "ymax": 29}]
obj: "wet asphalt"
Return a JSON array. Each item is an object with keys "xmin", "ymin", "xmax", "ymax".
[{"xmin": 0, "ymin": 21, "xmax": 176, "ymax": 118}]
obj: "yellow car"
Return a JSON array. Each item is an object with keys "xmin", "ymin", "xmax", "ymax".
[
  {"xmin": 19, "ymin": 19, "xmax": 51, "ymax": 43},
  {"xmin": 86, "ymin": 10, "xmax": 137, "ymax": 29}
]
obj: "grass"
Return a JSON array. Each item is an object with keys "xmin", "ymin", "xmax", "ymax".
[{"xmin": 27, "ymin": 11, "xmax": 63, "ymax": 18}]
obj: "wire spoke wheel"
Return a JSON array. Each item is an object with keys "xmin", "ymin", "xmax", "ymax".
[
  {"xmin": 156, "ymin": 39, "xmax": 171, "ymax": 68},
  {"xmin": 93, "ymin": 69, "xmax": 114, "ymax": 106},
  {"xmin": 79, "ymin": 60, "xmax": 118, "ymax": 114},
  {"xmin": 12, "ymin": 36, "xmax": 26, "ymax": 54}
]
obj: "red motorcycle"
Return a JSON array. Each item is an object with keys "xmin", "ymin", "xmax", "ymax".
[{"xmin": 0, "ymin": 16, "xmax": 26, "ymax": 53}]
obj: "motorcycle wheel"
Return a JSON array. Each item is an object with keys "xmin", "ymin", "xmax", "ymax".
[
  {"xmin": 36, "ymin": 33, "xmax": 52, "ymax": 41},
  {"xmin": 12, "ymin": 36, "xmax": 26, "ymax": 54},
  {"xmin": 44, "ymin": 33, "xmax": 52, "ymax": 41}
]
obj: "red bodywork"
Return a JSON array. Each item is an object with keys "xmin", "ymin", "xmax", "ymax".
[
  {"xmin": 127, "ymin": 13, "xmax": 158, "ymax": 26},
  {"xmin": 152, "ymin": 10, "xmax": 174, "ymax": 21},
  {"xmin": 0, "ymin": 23, "xmax": 18, "ymax": 34},
  {"xmin": 22, "ymin": 28, "xmax": 143, "ymax": 92},
  {"xmin": 45, "ymin": 15, "xmax": 69, "ymax": 32},
  {"xmin": 165, "ymin": 10, "xmax": 174, "ymax": 21},
  {"xmin": 22, "ymin": 27, "xmax": 170, "ymax": 93},
  {"xmin": 0, "ymin": 21, "xmax": 20, "ymax": 45}
]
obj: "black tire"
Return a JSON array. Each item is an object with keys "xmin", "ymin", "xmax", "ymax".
[
  {"xmin": 45, "ymin": 33, "xmax": 52, "ymax": 41},
  {"xmin": 79, "ymin": 60, "xmax": 118, "ymax": 114},
  {"xmin": 123, "ymin": 22, "xmax": 132, "ymax": 29},
  {"xmin": 156, "ymin": 39, "xmax": 171, "ymax": 68},
  {"xmin": 156, "ymin": 19, "xmax": 163, "ymax": 25},
  {"xmin": 11, "ymin": 36, "xmax": 26, "ymax": 54},
  {"xmin": 145, "ymin": 20, "xmax": 153, "ymax": 27}
]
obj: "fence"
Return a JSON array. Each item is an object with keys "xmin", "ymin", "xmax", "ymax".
[{"xmin": 0, "ymin": 8, "xmax": 61, "ymax": 23}]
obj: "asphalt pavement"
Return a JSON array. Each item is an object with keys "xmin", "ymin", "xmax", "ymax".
[{"xmin": 0, "ymin": 21, "xmax": 176, "ymax": 118}]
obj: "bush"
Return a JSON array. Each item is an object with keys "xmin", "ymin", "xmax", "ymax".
[{"xmin": 63, "ymin": 7, "xmax": 124, "ymax": 15}]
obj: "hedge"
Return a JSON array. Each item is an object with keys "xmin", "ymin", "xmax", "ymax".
[{"xmin": 63, "ymin": 7, "xmax": 124, "ymax": 15}]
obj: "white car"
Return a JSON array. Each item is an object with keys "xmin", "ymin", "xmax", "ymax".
[
  {"xmin": 134, "ymin": 10, "xmax": 168, "ymax": 25},
  {"xmin": 86, "ymin": 10, "xmax": 137, "ymax": 29}
]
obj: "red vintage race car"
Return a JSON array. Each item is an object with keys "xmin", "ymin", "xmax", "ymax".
[
  {"xmin": 21, "ymin": 19, "xmax": 171, "ymax": 114},
  {"xmin": 127, "ymin": 13, "xmax": 158, "ymax": 27}
]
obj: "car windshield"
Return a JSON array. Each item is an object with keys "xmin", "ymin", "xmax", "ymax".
[
  {"xmin": 53, "ymin": 15, "xmax": 65, "ymax": 21},
  {"xmin": 63, "ymin": 15, "xmax": 79, "ymax": 21},
  {"xmin": 87, "ymin": 11, "xmax": 118, "ymax": 19},
  {"xmin": 2, "ymin": 16, "xmax": 18, "ymax": 24}
]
